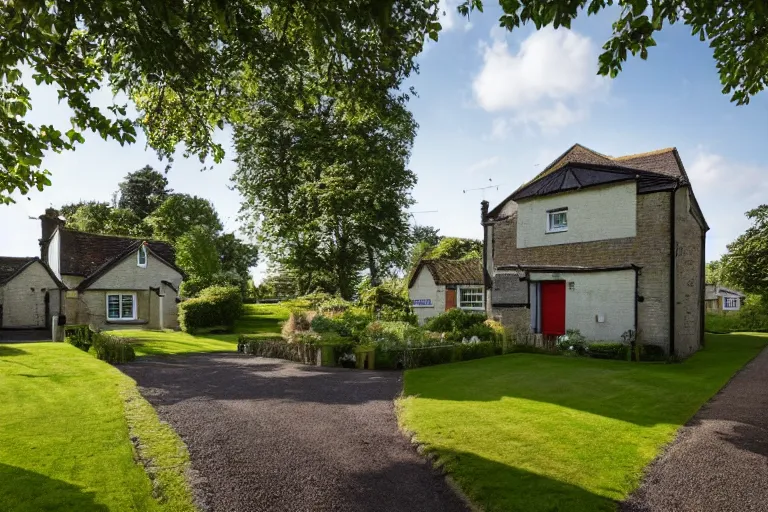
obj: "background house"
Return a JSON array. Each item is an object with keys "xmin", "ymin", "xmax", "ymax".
[
  {"xmin": 408, "ymin": 259, "xmax": 484, "ymax": 324},
  {"xmin": 483, "ymin": 144, "xmax": 708, "ymax": 357},
  {"xmin": 0, "ymin": 257, "xmax": 64, "ymax": 329},
  {"xmin": 39, "ymin": 209, "xmax": 184, "ymax": 331},
  {"xmin": 705, "ymin": 284, "xmax": 745, "ymax": 313}
]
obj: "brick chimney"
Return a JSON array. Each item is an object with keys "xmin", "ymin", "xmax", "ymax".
[
  {"xmin": 39, "ymin": 208, "xmax": 64, "ymax": 260},
  {"xmin": 480, "ymin": 200, "xmax": 489, "ymax": 223}
]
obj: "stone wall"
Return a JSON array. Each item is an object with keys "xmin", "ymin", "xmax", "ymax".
[
  {"xmin": 674, "ymin": 186, "xmax": 705, "ymax": 357},
  {"xmin": 0, "ymin": 261, "xmax": 61, "ymax": 328}
]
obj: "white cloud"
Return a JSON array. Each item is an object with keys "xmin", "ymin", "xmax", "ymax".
[
  {"xmin": 467, "ymin": 156, "xmax": 500, "ymax": 174},
  {"xmin": 438, "ymin": 0, "xmax": 458, "ymax": 31},
  {"xmin": 686, "ymin": 148, "xmax": 768, "ymax": 259},
  {"xmin": 472, "ymin": 27, "xmax": 608, "ymax": 135}
]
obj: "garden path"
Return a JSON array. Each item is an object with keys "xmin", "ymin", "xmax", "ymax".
[{"xmin": 121, "ymin": 353, "xmax": 468, "ymax": 512}]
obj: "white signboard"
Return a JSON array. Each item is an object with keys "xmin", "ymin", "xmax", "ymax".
[{"xmin": 411, "ymin": 298, "xmax": 433, "ymax": 308}]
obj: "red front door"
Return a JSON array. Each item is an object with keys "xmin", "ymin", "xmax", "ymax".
[{"xmin": 541, "ymin": 281, "xmax": 566, "ymax": 336}]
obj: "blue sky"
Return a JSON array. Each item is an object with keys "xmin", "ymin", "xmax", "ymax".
[{"xmin": 2, "ymin": 3, "xmax": 766, "ymax": 282}]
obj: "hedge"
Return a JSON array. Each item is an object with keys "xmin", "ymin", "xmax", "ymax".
[
  {"xmin": 179, "ymin": 285, "xmax": 243, "ymax": 333},
  {"xmin": 91, "ymin": 332, "xmax": 136, "ymax": 364},
  {"xmin": 376, "ymin": 341, "xmax": 498, "ymax": 370},
  {"xmin": 587, "ymin": 342, "xmax": 630, "ymax": 360}
]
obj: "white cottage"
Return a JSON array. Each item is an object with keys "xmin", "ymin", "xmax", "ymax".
[{"xmin": 407, "ymin": 259, "xmax": 485, "ymax": 324}]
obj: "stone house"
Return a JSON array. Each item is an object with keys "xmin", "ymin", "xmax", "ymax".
[
  {"xmin": 482, "ymin": 144, "xmax": 708, "ymax": 357},
  {"xmin": 0, "ymin": 257, "xmax": 65, "ymax": 329},
  {"xmin": 36, "ymin": 210, "xmax": 184, "ymax": 331},
  {"xmin": 705, "ymin": 284, "xmax": 745, "ymax": 313},
  {"xmin": 408, "ymin": 259, "xmax": 484, "ymax": 324}
]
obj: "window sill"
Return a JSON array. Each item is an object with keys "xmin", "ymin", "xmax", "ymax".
[
  {"xmin": 106, "ymin": 319, "xmax": 147, "ymax": 325},
  {"xmin": 459, "ymin": 306, "xmax": 485, "ymax": 311},
  {"xmin": 545, "ymin": 229, "xmax": 568, "ymax": 234}
]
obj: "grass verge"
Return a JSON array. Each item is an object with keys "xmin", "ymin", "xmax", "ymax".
[
  {"xmin": 0, "ymin": 343, "xmax": 196, "ymax": 511},
  {"xmin": 399, "ymin": 333, "xmax": 768, "ymax": 512}
]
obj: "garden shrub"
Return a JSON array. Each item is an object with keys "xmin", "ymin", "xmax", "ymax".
[
  {"xmin": 317, "ymin": 295, "xmax": 352, "ymax": 315},
  {"xmin": 91, "ymin": 333, "xmax": 136, "ymax": 364},
  {"xmin": 587, "ymin": 342, "xmax": 629, "ymax": 360},
  {"xmin": 64, "ymin": 325, "xmax": 92, "ymax": 351},
  {"xmin": 425, "ymin": 309, "xmax": 492, "ymax": 342},
  {"xmin": 358, "ymin": 282, "xmax": 415, "ymax": 323},
  {"xmin": 281, "ymin": 310, "xmax": 315, "ymax": 338},
  {"xmin": 455, "ymin": 341, "xmax": 496, "ymax": 361},
  {"xmin": 310, "ymin": 314, "xmax": 351, "ymax": 337},
  {"xmin": 179, "ymin": 285, "xmax": 243, "ymax": 333}
]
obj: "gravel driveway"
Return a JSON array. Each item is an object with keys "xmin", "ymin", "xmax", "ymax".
[
  {"xmin": 121, "ymin": 354, "xmax": 467, "ymax": 512},
  {"xmin": 622, "ymin": 345, "xmax": 768, "ymax": 512}
]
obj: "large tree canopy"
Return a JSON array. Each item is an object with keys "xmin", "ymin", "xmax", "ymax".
[
  {"xmin": 0, "ymin": 0, "xmax": 439, "ymax": 203},
  {"xmin": 117, "ymin": 166, "xmax": 171, "ymax": 219},
  {"xmin": 723, "ymin": 205, "xmax": 768, "ymax": 297},
  {"xmin": 4, "ymin": 1, "xmax": 765, "ymax": 204}
]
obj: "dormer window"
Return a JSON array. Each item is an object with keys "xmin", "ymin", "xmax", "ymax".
[
  {"xmin": 546, "ymin": 208, "xmax": 568, "ymax": 233},
  {"xmin": 137, "ymin": 245, "xmax": 147, "ymax": 267}
]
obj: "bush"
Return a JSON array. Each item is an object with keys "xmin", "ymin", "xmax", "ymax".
[
  {"xmin": 376, "ymin": 340, "xmax": 498, "ymax": 369},
  {"xmin": 587, "ymin": 342, "xmax": 629, "ymax": 360},
  {"xmin": 426, "ymin": 308, "xmax": 487, "ymax": 333},
  {"xmin": 317, "ymin": 296, "xmax": 352, "ymax": 315},
  {"xmin": 91, "ymin": 333, "xmax": 136, "ymax": 364},
  {"xmin": 556, "ymin": 329, "xmax": 588, "ymax": 355},
  {"xmin": 282, "ymin": 310, "xmax": 314, "ymax": 338},
  {"xmin": 64, "ymin": 325, "xmax": 92, "ymax": 351},
  {"xmin": 179, "ymin": 285, "xmax": 243, "ymax": 333},
  {"xmin": 310, "ymin": 314, "xmax": 351, "ymax": 337},
  {"xmin": 444, "ymin": 322, "xmax": 495, "ymax": 343}
]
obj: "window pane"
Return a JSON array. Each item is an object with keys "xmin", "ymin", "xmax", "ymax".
[
  {"xmin": 121, "ymin": 295, "xmax": 134, "ymax": 318},
  {"xmin": 459, "ymin": 287, "xmax": 484, "ymax": 308},
  {"xmin": 107, "ymin": 295, "xmax": 120, "ymax": 318},
  {"xmin": 138, "ymin": 247, "xmax": 147, "ymax": 265}
]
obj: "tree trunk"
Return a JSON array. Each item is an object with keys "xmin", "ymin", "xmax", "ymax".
[{"xmin": 367, "ymin": 245, "xmax": 379, "ymax": 287}]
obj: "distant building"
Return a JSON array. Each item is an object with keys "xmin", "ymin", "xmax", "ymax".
[
  {"xmin": 408, "ymin": 259, "xmax": 483, "ymax": 324},
  {"xmin": 705, "ymin": 284, "xmax": 745, "ymax": 313}
]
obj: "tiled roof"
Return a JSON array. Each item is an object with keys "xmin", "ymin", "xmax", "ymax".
[
  {"xmin": 409, "ymin": 258, "xmax": 483, "ymax": 288},
  {"xmin": 0, "ymin": 257, "xmax": 36, "ymax": 284},
  {"xmin": 58, "ymin": 229, "xmax": 177, "ymax": 277},
  {"xmin": 489, "ymin": 143, "xmax": 689, "ymax": 217}
]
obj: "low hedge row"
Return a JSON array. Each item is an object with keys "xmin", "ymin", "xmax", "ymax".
[
  {"xmin": 91, "ymin": 333, "xmax": 136, "ymax": 364},
  {"xmin": 179, "ymin": 285, "xmax": 243, "ymax": 334},
  {"xmin": 238, "ymin": 335, "xmax": 320, "ymax": 365},
  {"xmin": 376, "ymin": 341, "xmax": 498, "ymax": 370}
]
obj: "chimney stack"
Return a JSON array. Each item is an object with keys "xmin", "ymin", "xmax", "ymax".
[
  {"xmin": 39, "ymin": 208, "xmax": 64, "ymax": 260},
  {"xmin": 480, "ymin": 200, "xmax": 489, "ymax": 223}
]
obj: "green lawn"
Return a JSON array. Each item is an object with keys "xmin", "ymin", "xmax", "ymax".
[
  {"xmin": 112, "ymin": 303, "xmax": 289, "ymax": 357},
  {"xmin": 399, "ymin": 333, "xmax": 768, "ymax": 512},
  {"xmin": 0, "ymin": 343, "xmax": 195, "ymax": 511}
]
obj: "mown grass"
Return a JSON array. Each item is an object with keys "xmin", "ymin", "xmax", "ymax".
[
  {"xmin": 0, "ymin": 343, "xmax": 195, "ymax": 512},
  {"xmin": 111, "ymin": 303, "xmax": 289, "ymax": 357},
  {"xmin": 399, "ymin": 333, "xmax": 768, "ymax": 512}
]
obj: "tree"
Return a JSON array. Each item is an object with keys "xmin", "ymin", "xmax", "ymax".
[
  {"xmin": 234, "ymin": 69, "xmax": 418, "ymax": 299},
  {"xmin": 65, "ymin": 202, "xmax": 112, "ymax": 233},
  {"xmin": 117, "ymin": 166, "xmax": 171, "ymax": 219},
  {"xmin": 428, "ymin": 237, "xmax": 482, "ymax": 260},
  {"xmin": 176, "ymin": 226, "xmax": 222, "ymax": 279},
  {"xmin": 460, "ymin": 0, "xmax": 768, "ymax": 105},
  {"xmin": 723, "ymin": 205, "xmax": 768, "ymax": 297},
  {"xmin": 216, "ymin": 233, "xmax": 259, "ymax": 292},
  {"xmin": 706, "ymin": 257, "xmax": 728, "ymax": 285},
  {"xmin": 1, "ymin": 1, "xmax": 439, "ymax": 203},
  {"xmin": 146, "ymin": 194, "xmax": 222, "ymax": 243},
  {"xmin": 405, "ymin": 225, "xmax": 442, "ymax": 273}
]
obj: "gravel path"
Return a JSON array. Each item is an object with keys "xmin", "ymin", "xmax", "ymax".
[
  {"xmin": 622, "ymin": 345, "xmax": 768, "ymax": 512},
  {"xmin": 121, "ymin": 354, "xmax": 467, "ymax": 512}
]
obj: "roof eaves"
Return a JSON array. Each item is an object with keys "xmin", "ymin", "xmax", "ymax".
[
  {"xmin": 77, "ymin": 241, "xmax": 142, "ymax": 291},
  {"xmin": 0, "ymin": 257, "xmax": 36, "ymax": 286}
]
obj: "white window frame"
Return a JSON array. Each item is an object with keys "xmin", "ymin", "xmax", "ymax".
[
  {"xmin": 106, "ymin": 292, "xmax": 137, "ymax": 321},
  {"xmin": 546, "ymin": 208, "xmax": 568, "ymax": 233},
  {"xmin": 137, "ymin": 245, "xmax": 148, "ymax": 268},
  {"xmin": 457, "ymin": 285, "xmax": 485, "ymax": 310},
  {"xmin": 723, "ymin": 297, "xmax": 740, "ymax": 310}
]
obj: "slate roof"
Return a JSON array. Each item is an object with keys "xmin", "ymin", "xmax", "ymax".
[
  {"xmin": 409, "ymin": 258, "xmax": 483, "ymax": 288},
  {"xmin": 0, "ymin": 257, "xmax": 36, "ymax": 285},
  {"xmin": 0, "ymin": 256, "xmax": 65, "ymax": 288},
  {"xmin": 489, "ymin": 144, "xmax": 695, "ymax": 217},
  {"xmin": 58, "ymin": 229, "xmax": 176, "ymax": 277}
]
